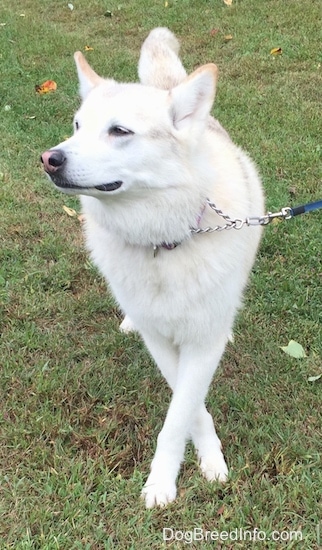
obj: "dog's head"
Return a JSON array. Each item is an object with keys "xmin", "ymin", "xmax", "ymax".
[{"xmin": 41, "ymin": 34, "xmax": 218, "ymax": 200}]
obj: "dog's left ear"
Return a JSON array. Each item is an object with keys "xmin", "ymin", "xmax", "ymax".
[
  {"xmin": 74, "ymin": 52, "xmax": 105, "ymax": 99},
  {"xmin": 169, "ymin": 64, "xmax": 218, "ymax": 131}
]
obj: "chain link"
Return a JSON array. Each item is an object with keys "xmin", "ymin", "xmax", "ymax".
[{"xmin": 190, "ymin": 199, "xmax": 293, "ymax": 235}]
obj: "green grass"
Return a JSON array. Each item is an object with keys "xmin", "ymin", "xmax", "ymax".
[{"xmin": 1, "ymin": 0, "xmax": 321, "ymax": 548}]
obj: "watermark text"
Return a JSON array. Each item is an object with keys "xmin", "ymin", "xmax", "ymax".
[{"xmin": 163, "ymin": 527, "xmax": 303, "ymax": 544}]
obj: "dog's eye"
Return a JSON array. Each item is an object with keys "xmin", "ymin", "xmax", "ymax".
[{"xmin": 109, "ymin": 125, "xmax": 133, "ymax": 137}]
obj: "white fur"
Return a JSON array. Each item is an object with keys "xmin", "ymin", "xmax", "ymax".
[
  {"xmin": 44, "ymin": 28, "xmax": 264, "ymax": 508},
  {"xmin": 119, "ymin": 314, "xmax": 136, "ymax": 334}
]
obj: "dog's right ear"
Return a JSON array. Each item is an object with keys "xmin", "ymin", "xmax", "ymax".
[{"xmin": 74, "ymin": 52, "xmax": 105, "ymax": 99}]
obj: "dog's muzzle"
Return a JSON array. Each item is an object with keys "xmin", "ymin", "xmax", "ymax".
[{"xmin": 40, "ymin": 149, "xmax": 123, "ymax": 192}]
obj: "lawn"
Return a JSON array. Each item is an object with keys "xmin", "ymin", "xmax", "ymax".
[{"xmin": 0, "ymin": 0, "xmax": 321, "ymax": 548}]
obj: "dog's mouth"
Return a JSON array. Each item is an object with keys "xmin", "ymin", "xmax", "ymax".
[
  {"xmin": 51, "ymin": 177, "xmax": 123, "ymax": 193},
  {"xmin": 41, "ymin": 151, "xmax": 124, "ymax": 193}
]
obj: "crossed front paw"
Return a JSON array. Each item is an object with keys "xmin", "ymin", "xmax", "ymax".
[
  {"xmin": 141, "ymin": 477, "xmax": 177, "ymax": 509},
  {"xmin": 199, "ymin": 453, "xmax": 228, "ymax": 483}
]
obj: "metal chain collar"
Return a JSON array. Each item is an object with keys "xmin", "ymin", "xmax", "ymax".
[
  {"xmin": 153, "ymin": 197, "xmax": 321, "ymax": 255},
  {"xmin": 190, "ymin": 199, "xmax": 293, "ymax": 235}
]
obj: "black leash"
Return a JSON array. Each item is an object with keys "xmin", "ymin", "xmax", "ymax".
[{"xmin": 289, "ymin": 199, "xmax": 322, "ymax": 218}]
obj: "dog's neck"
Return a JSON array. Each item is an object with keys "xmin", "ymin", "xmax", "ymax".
[
  {"xmin": 81, "ymin": 189, "xmax": 207, "ymax": 251},
  {"xmin": 153, "ymin": 203, "xmax": 206, "ymax": 256}
]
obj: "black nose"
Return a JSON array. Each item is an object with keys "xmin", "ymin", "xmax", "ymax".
[{"xmin": 41, "ymin": 150, "xmax": 66, "ymax": 173}]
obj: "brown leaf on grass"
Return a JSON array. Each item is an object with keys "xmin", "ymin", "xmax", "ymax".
[
  {"xmin": 224, "ymin": 0, "xmax": 233, "ymax": 5},
  {"xmin": 210, "ymin": 28, "xmax": 220, "ymax": 36},
  {"xmin": 62, "ymin": 205, "xmax": 77, "ymax": 217},
  {"xmin": 224, "ymin": 34, "xmax": 233, "ymax": 41},
  {"xmin": 270, "ymin": 47, "xmax": 282, "ymax": 55},
  {"xmin": 35, "ymin": 80, "xmax": 57, "ymax": 94},
  {"xmin": 217, "ymin": 505, "xmax": 225, "ymax": 516},
  {"xmin": 84, "ymin": 45, "xmax": 94, "ymax": 51}
]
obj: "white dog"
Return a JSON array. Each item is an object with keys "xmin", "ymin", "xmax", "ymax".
[{"xmin": 41, "ymin": 28, "xmax": 264, "ymax": 508}]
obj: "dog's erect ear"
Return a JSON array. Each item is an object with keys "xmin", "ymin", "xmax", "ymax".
[
  {"xmin": 74, "ymin": 51, "xmax": 105, "ymax": 99},
  {"xmin": 169, "ymin": 64, "xmax": 218, "ymax": 131}
]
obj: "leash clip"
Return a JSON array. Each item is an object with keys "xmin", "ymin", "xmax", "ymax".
[{"xmin": 267, "ymin": 207, "xmax": 293, "ymax": 223}]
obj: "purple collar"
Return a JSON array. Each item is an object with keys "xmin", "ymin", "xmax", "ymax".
[{"xmin": 153, "ymin": 203, "xmax": 206, "ymax": 257}]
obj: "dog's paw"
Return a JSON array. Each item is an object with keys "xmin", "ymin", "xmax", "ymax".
[
  {"xmin": 119, "ymin": 315, "xmax": 135, "ymax": 334},
  {"xmin": 199, "ymin": 453, "xmax": 228, "ymax": 483},
  {"xmin": 141, "ymin": 478, "xmax": 177, "ymax": 508},
  {"xmin": 228, "ymin": 332, "xmax": 234, "ymax": 344}
]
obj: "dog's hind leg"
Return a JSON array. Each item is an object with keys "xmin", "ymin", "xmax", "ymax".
[
  {"xmin": 141, "ymin": 336, "xmax": 227, "ymax": 508},
  {"xmin": 119, "ymin": 315, "xmax": 136, "ymax": 334}
]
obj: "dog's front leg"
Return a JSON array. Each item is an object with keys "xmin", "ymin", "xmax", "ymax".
[
  {"xmin": 141, "ymin": 338, "xmax": 227, "ymax": 508},
  {"xmin": 189, "ymin": 405, "xmax": 228, "ymax": 483}
]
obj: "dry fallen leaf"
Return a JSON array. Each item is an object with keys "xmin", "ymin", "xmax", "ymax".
[
  {"xmin": 270, "ymin": 47, "xmax": 282, "ymax": 55},
  {"xmin": 308, "ymin": 374, "xmax": 322, "ymax": 382},
  {"xmin": 224, "ymin": 34, "xmax": 233, "ymax": 41},
  {"xmin": 35, "ymin": 80, "xmax": 57, "ymax": 94},
  {"xmin": 224, "ymin": 0, "xmax": 233, "ymax": 5},
  {"xmin": 84, "ymin": 45, "xmax": 94, "ymax": 51},
  {"xmin": 210, "ymin": 28, "xmax": 220, "ymax": 36},
  {"xmin": 63, "ymin": 205, "xmax": 77, "ymax": 217}
]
